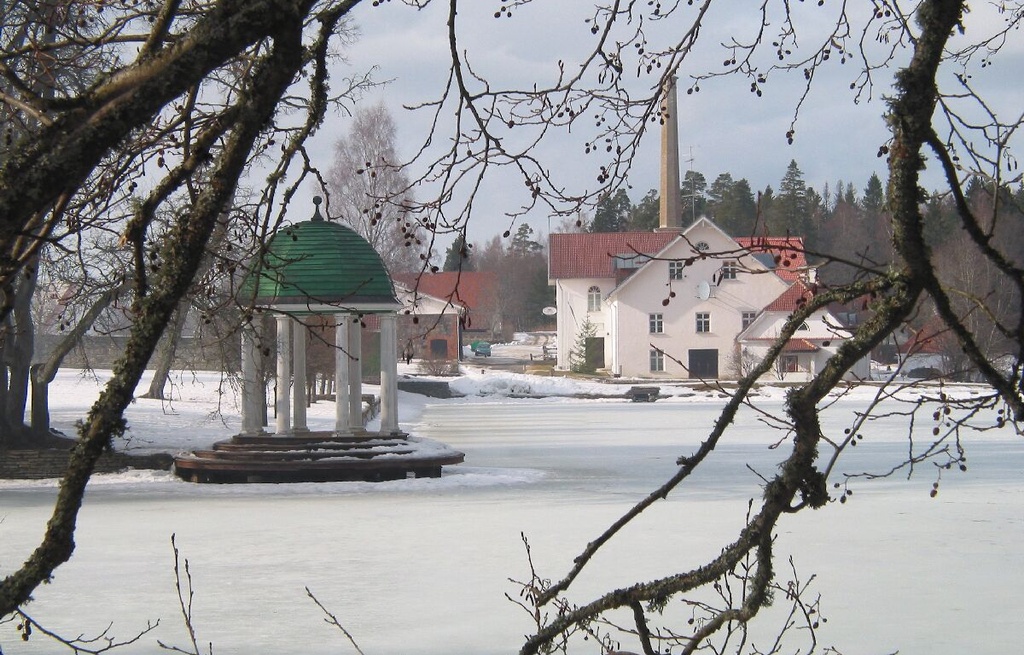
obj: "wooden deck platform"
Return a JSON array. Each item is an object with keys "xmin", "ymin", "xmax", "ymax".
[{"xmin": 173, "ymin": 431, "xmax": 465, "ymax": 483}]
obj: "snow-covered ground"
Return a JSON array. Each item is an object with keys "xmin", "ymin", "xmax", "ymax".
[{"xmin": 0, "ymin": 364, "xmax": 1021, "ymax": 654}]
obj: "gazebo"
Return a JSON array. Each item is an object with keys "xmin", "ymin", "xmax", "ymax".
[{"xmin": 173, "ymin": 198, "xmax": 464, "ymax": 483}]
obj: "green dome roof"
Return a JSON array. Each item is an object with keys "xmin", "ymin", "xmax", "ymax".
[{"xmin": 244, "ymin": 206, "xmax": 397, "ymax": 312}]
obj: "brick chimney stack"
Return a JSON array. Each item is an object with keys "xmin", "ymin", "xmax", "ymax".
[{"xmin": 658, "ymin": 76, "xmax": 682, "ymax": 231}]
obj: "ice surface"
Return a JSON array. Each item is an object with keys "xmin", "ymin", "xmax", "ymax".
[{"xmin": 0, "ymin": 368, "xmax": 1021, "ymax": 654}]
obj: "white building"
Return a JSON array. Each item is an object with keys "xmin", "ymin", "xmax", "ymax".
[
  {"xmin": 547, "ymin": 77, "xmax": 867, "ymax": 381},
  {"xmin": 738, "ymin": 280, "xmax": 868, "ymax": 382},
  {"xmin": 549, "ymin": 217, "xmax": 857, "ymax": 380}
]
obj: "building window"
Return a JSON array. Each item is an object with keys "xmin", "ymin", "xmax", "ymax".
[
  {"xmin": 721, "ymin": 260, "xmax": 738, "ymax": 280},
  {"xmin": 649, "ymin": 313, "xmax": 664, "ymax": 334},
  {"xmin": 669, "ymin": 260, "xmax": 685, "ymax": 280},
  {"xmin": 650, "ymin": 348, "xmax": 665, "ymax": 372},
  {"xmin": 742, "ymin": 311, "xmax": 757, "ymax": 330},
  {"xmin": 695, "ymin": 312, "xmax": 710, "ymax": 333},
  {"xmin": 587, "ymin": 286, "xmax": 601, "ymax": 312},
  {"xmin": 694, "ymin": 241, "xmax": 710, "ymax": 252},
  {"xmin": 782, "ymin": 354, "xmax": 799, "ymax": 373}
]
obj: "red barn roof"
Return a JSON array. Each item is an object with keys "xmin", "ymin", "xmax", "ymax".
[{"xmin": 394, "ymin": 271, "xmax": 498, "ymax": 312}]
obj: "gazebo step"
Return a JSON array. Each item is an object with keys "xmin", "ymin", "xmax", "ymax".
[
  {"xmin": 228, "ymin": 432, "xmax": 398, "ymax": 447},
  {"xmin": 177, "ymin": 452, "xmax": 463, "ymax": 469},
  {"xmin": 212, "ymin": 438, "xmax": 407, "ymax": 452},
  {"xmin": 173, "ymin": 445, "xmax": 465, "ymax": 483},
  {"xmin": 190, "ymin": 447, "xmax": 417, "ymax": 462}
]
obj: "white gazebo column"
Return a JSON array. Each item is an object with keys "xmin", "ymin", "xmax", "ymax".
[
  {"xmin": 334, "ymin": 313, "xmax": 351, "ymax": 434},
  {"xmin": 292, "ymin": 318, "xmax": 308, "ymax": 432},
  {"xmin": 240, "ymin": 322, "xmax": 263, "ymax": 436},
  {"xmin": 347, "ymin": 316, "xmax": 363, "ymax": 431},
  {"xmin": 275, "ymin": 314, "xmax": 292, "ymax": 434},
  {"xmin": 379, "ymin": 313, "xmax": 400, "ymax": 434}
]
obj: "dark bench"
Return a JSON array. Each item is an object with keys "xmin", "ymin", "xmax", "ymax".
[{"xmin": 626, "ymin": 386, "xmax": 660, "ymax": 402}]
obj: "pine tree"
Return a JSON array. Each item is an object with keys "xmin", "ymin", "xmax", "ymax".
[
  {"xmin": 629, "ymin": 189, "xmax": 659, "ymax": 231},
  {"xmin": 707, "ymin": 174, "xmax": 756, "ymax": 236},
  {"xmin": 681, "ymin": 170, "xmax": 708, "ymax": 223},
  {"xmin": 590, "ymin": 189, "xmax": 632, "ymax": 232},
  {"xmin": 511, "ymin": 223, "xmax": 543, "ymax": 255}
]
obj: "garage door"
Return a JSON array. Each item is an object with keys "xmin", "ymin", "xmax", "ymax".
[{"xmin": 688, "ymin": 349, "xmax": 718, "ymax": 379}]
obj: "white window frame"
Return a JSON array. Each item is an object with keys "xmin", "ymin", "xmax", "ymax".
[
  {"xmin": 721, "ymin": 260, "xmax": 738, "ymax": 280},
  {"xmin": 650, "ymin": 348, "xmax": 665, "ymax": 372},
  {"xmin": 742, "ymin": 311, "xmax": 757, "ymax": 330},
  {"xmin": 695, "ymin": 312, "xmax": 711, "ymax": 333},
  {"xmin": 587, "ymin": 286, "xmax": 601, "ymax": 312},
  {"xmin": 669, "ymin": 261, "xmax": 685, "ymax": 280},
  {"xmin": 649, "ymin": 313, "xmax": 664, "ymax": 334}
]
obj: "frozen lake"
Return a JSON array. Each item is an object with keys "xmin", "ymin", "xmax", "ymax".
[{"xmin": 2, "ymin": 384, "xmax": 1022, "ymax": 654}]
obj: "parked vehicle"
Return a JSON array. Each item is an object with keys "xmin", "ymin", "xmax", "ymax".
[
  {"xmin": 906, "ymin": 366, "xmax": 943, "ymax": 379},
  {"xmin": 470, "ymin": 341, "xmax": 491, "ymax": 357}
]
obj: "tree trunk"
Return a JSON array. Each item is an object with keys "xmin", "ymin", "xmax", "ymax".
[
  {"xmin": 29, "ymin": 279, "xmax": 130, "ymax": 435},
  {"xmin": 0, "ymin": 335, "xmax": 10, "ymax": 440},
  {"xmin": 143, "ymin": 206, "xmax": 232, "ymax": 401},
  {"xmin": 0, "ymin": 259, "xmax": 37, "ymax": 444},
  {"xmin": 142, "ymin": 304, "xmax": 187, "ymax": 400},
  {"xmin": 30, "ymin": 364, "xmax": 48, "ymax": 434}
]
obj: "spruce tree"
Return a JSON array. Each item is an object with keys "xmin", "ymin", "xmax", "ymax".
[
  {"xmin": 442, "ymin": 234, "xmax": 473, "ymax": 272},
  {"xmin": 862, "ymin": 173, "xmax": 885, "ymax": 214}
]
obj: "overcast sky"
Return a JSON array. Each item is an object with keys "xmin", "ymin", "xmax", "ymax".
[{"xmin": 289, "ymin": 1, "xmax": 1022, "ymax": 254}]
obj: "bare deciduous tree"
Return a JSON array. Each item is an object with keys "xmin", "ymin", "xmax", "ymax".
[
  {"xmin": 0, "ymin": 0, "xmax": 374, "ymax": 615},
  {"xmin": 326, "ymin": 102, "xmax": 425, "ymax": 274},
  {"xmin": 0, "ymin": 2, "xmax": 1021, "ymax": 654}
]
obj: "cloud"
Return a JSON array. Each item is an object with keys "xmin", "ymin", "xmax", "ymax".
[{"xmin": 282, "ymin": 1, "xmax": 1022, "ymax": 255}]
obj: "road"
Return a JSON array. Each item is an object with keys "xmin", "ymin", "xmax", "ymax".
[{"xmin": 463, "ymin": 331, "xmax": 556, "ymax": 369}]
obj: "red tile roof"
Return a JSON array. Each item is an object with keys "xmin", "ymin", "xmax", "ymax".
[
  {"xmin": 782, "ymin": 338, "xmax": 820, "ymax": 352},
  {"xmin": 742, "ymin": 337, "xmax": 821, "ymax": 351},
  {"xmin": 393, "ymin": 271, "xmax": 498, "ymax": 312},
  {"xmin": 549, "ymin": 232, "xmax": 807, "ymax": 281},
  {"xmin": 764, "ymin": 280, "xmax": 817, "ymax": 313},
  {"xmin": 736, "ymin": 236, "xmax": 806, "ymax": 282},
  {"xmin": 898, "ymin": 320, "xmax": 950, "ymax": 354},
  {"xmin": 548, "ymin": 232, "xmax": 676, "ymax": 279}
]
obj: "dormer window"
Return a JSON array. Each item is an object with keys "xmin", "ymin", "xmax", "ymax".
[{"xmin": 613, "ymin": 254, "xmax": 650, "ymax": 269}]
